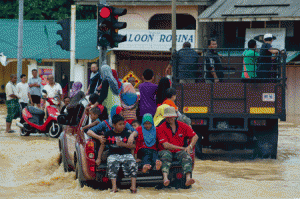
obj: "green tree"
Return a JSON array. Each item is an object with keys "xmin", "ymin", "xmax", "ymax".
[{"xmin": 0, "ymin": 0, "xmax": 96, "ymax": 20}]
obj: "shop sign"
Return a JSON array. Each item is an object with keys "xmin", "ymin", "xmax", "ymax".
[{"xmin": 116, "ymin": 30, "xmax": 195, "ymax": 51}]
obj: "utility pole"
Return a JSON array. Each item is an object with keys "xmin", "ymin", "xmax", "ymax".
[
  {"xmin": 17, "ymin": 0, "xmax": 24, "ymax": 83},
  {"xmin": 70, "ymin": 5, "xmax": 76, "ymax": 82},
  {"xmin": 171, "ymin": 0, "xmax": 176, "ymax": 54}
]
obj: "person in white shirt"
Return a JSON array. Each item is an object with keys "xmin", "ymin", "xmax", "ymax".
[
  {"xmin": 16, "ymin": 74, "xmax": 32, "ymax": 123},
  {"xmin": 42, "ymin": 75, "xmax": 62, "ymax": 109},
  {"xmin": 5, "ymin": 74, "xmax": 20, "ymax": 133}
]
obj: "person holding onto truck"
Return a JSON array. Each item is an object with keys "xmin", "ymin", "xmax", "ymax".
[
  {"xmin": 204, "ymin": 38, "xmax": 224, "ymax": 83},
  {"xmin": 138, "ymin": 69, "xmax": 158, "ymax": 121},
  {"xmin": 256, "ymin": 33, "xmax": 283, "ymax": 82},
  {"xmin": 242, "ymin": 39, "xmax": 260, "ymax": 80},
  {"xmin": 157, "ymin": 106, "xmax": 198, "ymax": 187},
  {"xmin": 96, "ymin": 114, "xmax": 138, "ymax": 193},
  {"xmin": 165, "ymin": 42, "xmax": 200, "ymax": 83}
]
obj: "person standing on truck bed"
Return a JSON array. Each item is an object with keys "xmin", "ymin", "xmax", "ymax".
[
  {"xmin": 165, "ymin": 42, "xmax": 200, "ymax": 83},
  {"xmin": 204, "ymin": 38, "xmax": 224, "ymax": 83},
  {"xmin": 157, "ymin": 106, "xmax": 198, "ymax": 187},
  {"xmin": 242, "ymin": 39, "xmax": 260, "ymax": 80},
  {"xmin": 256, "ymin": 34, "xmax": 282, "ymax": 82}
]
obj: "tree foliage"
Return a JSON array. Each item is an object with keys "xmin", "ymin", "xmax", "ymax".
[{"xmin": 0, "ymin": 0, "xmax": 96, "ymax": 20}]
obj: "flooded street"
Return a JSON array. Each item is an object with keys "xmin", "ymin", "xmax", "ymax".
[{"xmin": 0, "ymin": 105, "xmax": 300, "ymax": 199}]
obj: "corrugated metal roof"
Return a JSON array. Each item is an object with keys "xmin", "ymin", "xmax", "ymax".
[
  {"xmin": 199, "ymin": 0, "xmax": 300, "ymax": 21},
  {"xmin": 0, "ymin": 19, "xmax": 98, "ymax": 60},
  {"xmin": 75, "ymin": 0, "xmax": 215, "ymax": 6}
]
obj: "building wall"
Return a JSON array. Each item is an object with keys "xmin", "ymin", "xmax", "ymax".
[
  {"xmin": 0, "ymin": 61, "xmax": 29, "ymax": 95},
  {"xmin": 118, "ymin": 5, "xmax": 199, "ymax": 30},
  {"xmin": 286, "ymin": 66, "xmax": 300, "ymax": 124}
]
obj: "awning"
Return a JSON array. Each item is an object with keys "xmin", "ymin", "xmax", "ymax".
[{"xmin": 199, "ymin": 0, "xmax": 300, "ymax": 22}]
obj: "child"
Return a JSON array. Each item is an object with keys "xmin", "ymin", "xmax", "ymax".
[
  {"xmin": 131, "ymin": 120, "xmax": 140, "ymax": 130},
  {"xmin": 96, "ymin": 114, "xmax": 138, "ymax": 193},
  {"xmin": 162, "ymin": 88, "xmax": 178, "ymax": 112},
  {"xmin": 82, "ymin": 106, "xmax": 104, "ymax": 133},
  {"xmin": 133, "ymin": 113, "xmax": 162, "ymax": 173},
  {"xmin": 138, "ymin": 69, "xmax": 158, "ymax": 122}
]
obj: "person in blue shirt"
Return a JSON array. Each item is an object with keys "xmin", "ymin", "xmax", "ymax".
[{"xmin": 87, "ymin": 105, "xmax": 137, "ymax": 142}]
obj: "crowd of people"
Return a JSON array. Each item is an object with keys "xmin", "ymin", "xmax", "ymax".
[
  {"xmin": 4, "ymin": 63, "xmax": 198, "ymax": 193},
  {"xmin": 82, "ymin": 65, "xmax": 198, "ymax": 193},
  {"xmin": 4, "ymin": 36, "xmax": 282, "ymax": 192}
]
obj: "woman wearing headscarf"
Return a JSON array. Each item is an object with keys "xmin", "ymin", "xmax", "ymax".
[
  {"xmin": 153, "ymin": 104, "xmax": 170, "ymax": 127},
  {"xmin": 131, "ymin": 113, "xmax": 162, "ymax": 173},
  {"xmin": 94, "ymin": 65, "xmax": 121, "ymax": 113},
  {"xmin": 120, "ymin": 82, "xmax": 139, "ymax": 124},
  {"xmin": 66, "ymin": 82, "xmax": 85, "ymax": 124},
  {"xmin": 156, "ymin": 77, "xmax": 171, "ymax": 107}
]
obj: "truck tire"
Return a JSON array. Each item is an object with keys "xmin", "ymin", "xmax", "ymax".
[
  {"xmin": 195, "ymin": 135, "xmax": 203, "ymax": 159},
  {"xmin": 75, "ymin": 156, "xmax": 87, "ymax": 188},
  {"xmin": 253, "ymin": 119, "xmax": 278, "ymax": 159},
  {"xmin": 61, "ymin": 144, "xmax": 72, "ymax": 172}
]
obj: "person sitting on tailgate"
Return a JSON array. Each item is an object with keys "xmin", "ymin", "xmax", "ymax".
[
  {"xmin": 157, "ymin": 106, "xmax": 198, "ymax": 187},
  {"xmin": 128, "ymin": 114, "xmax": 162, "ymax": 173}
]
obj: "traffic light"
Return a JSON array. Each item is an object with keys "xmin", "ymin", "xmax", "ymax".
[
  {"xmin": 97, "ymin": 4, "xmax": 127, "ymax": 48},
  {"xmin": 97, "ymin": 4, "xmax": 113, "ymax": 47},
  {"xmin": 56, "ymin": 19, "xmax": 70, "ymax": 51},
  {"xmin": 110, "ymin": 7, "xmax": 127, "ymax": 48}
]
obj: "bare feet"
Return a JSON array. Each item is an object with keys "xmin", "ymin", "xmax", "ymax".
[
  {"xmin": 142, "ymin": 164, "xmax": 151, "ymax": 173},
  {"xmin": 130, "ymin": 187, "xmax": 137, "ymax": 194},
  {"xmin": 185, "ymin": 178, "xmax": 195, "ymax": 186},
  {"xmin": 155, "ymin": 160, "xmax": 162, "ymax": 170},
  {"xmin": 163, "ymin": 179, "xmax": 170, "ymax": 186},
  {"xmin": 111, "ymin": 188, "xmax": 118, "ymax": 193}
]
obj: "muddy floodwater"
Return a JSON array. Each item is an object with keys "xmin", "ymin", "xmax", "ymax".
[{"xmin": 0, "ymin": 105, "xmax": 300, "ymax": 199}]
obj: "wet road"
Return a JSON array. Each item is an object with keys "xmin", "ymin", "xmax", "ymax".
[{"xmin": 0, "ymin": 105, "xmax": 300, "ymax": 199}]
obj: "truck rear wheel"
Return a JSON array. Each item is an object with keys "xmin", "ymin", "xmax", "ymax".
[{"xmin": 253, "ymin": 119, "xmax": 278, "ymax": 159}]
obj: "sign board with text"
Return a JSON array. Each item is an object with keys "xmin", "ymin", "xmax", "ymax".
[{"xmin": 115, "ymin": 30, "xmax": 196, "ymax": 51}]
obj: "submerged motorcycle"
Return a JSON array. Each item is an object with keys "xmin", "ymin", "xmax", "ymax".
[{"xmin": 16, "ymin": 90, "xmax": 62, "ymax": 138}]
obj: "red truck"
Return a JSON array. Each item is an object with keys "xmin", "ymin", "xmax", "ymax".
[
  {"xmin": 58, "ymin": 98, "xmax": 195, "ymax": 189},
  {"xmin": 172, "ymin": 48, "xmax": 286, "ymax": 159}
]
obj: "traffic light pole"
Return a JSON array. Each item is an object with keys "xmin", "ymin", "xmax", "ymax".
[
  {"xmin": 98, "ymin": 0, "xmax": 107, "ymax": 69},
  {"xmin": 17, "ymin": 0, "xmax": 24, "ymax": 83}
]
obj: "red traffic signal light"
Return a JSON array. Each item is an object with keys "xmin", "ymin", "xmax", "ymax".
[{"xmin": 100, "ymin": 7, "xmax": 111, "ymax": 18}]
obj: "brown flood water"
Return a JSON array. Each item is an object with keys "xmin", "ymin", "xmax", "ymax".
[{"xmin": 0, "ymin": 105, "xmax": 300, "ymax": 198}]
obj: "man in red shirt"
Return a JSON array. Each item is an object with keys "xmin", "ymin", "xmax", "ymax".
[{"xmin": 157, "ymin": 106, "xmax": 198, "ymax": 187}]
